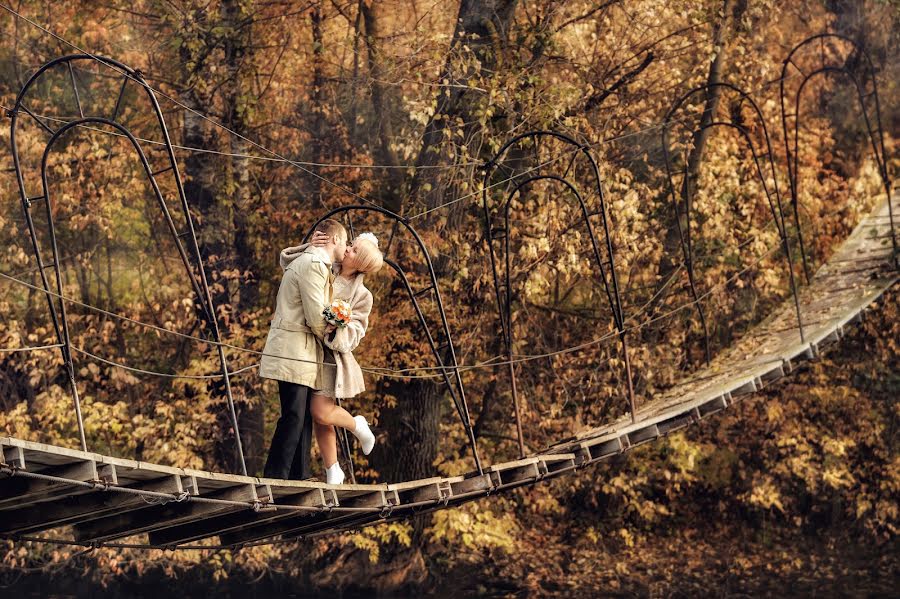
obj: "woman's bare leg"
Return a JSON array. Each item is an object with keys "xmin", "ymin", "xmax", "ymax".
[
  {"xmin": 311, "ymin": 392, "xmax": 375, "ymax": 458},
  {"xmin": 314, "ymin": 421, "xmax": 338, "ymax": 467},
  {"xmin": 310, "ymin": 393, "xmax": 357, "ymax": 431}
]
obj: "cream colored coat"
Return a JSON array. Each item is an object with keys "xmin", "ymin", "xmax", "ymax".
[
  {"xmin": 258, "ymin": 246, "xmax": 334, "ymax": 387},
  {"xmin": 321, "ymin": 270, "xmax": 372, "ymax": 399},
  {"xmin": 275, "ymin": 244, "xmax": 372, "ymax": 399}
]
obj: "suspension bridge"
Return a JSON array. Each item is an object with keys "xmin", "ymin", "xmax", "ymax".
[
  {"xmin": 1, "ymin": 192, "xmax": 895, "ymax": 550},
  {"xmin": 0, "ymin": 16, "xmax": 896, "ymax": 553}
]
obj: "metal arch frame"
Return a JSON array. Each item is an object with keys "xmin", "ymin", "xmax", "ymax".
[
  {"xmin": 8, "ymin": 54, "xmax": 248, "ymax": 476},
  {"xmin": 482, "ymin": 131, "xmax": 638, "ymax": 455},
  {"xmin": 662, "ymin": 82, "xmax": 806, "ymax": 366},
  {"xmin": 780, "ymin": 33, "xmax": 897, "ymax": 280},
  {"xmin": 302, "ymin": 205, "xmax": 484, "ymax": 476}
]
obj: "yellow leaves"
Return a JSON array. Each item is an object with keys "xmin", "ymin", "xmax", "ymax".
[
  {"xmin": 698, "ymin": 447, "xmax": 737, "ymax": 489},
  {"xmin": 429, "ymin": 502, "xmax": 519, "ymax": 553},
  {"xmin": 349, "ymin": 522, "xmax": 413, "ymax": 563},
  {"xmin": 765, "ymin": 402, "xmax": 783, "ymax": 423},
  {"xmin": 731, "ymin": 555, "xmax": 755, "ymax": 571},
  {"xmin": 0, "ymin": 401, "xmax": 35, "ymax": 440},
  {"xmin": 821, "ymin": 466, "xmax": 854, "ymax": 490},
  {"xmin": 747, "ymin": 476, "xmax": 785, "ymax": 512},
  {"xmin": 821, "ymin": 436, "xmax": 854, "ymax": 458}
]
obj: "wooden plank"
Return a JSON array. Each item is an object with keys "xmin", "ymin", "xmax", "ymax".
[
  {"xmin": 0, "ymin": 475, "xmax": 184, "ymax": 534},
  {"xmin": 540, "ymin": 453, "xmax": 577, "ymax": 474},
  {"xmin": 580, "ymin": 436, "xmax": 624, "ymax": 461},
  {"xmin": 448, "ymin": 473, "xmax": 494, "ymax": 497},
  {"xmin": 386, "ymin": 477, "xmax": 444, "ymax": 492},
  {"xmin": 74, "ymin": 483, "xmax": 261, "ymax": 543},
  {"xmin": 492, "ymin": 462, "xmax": 541, "ymax": 487},
  {"xmin": 1, "ymin": 443, "xmax": 25, "ymax": 469},
  {"xmin": 276, "ymin": 490, "xmax": 402, "ymax": 540},
  {"xmin": 697, "ymin": 395, "xmax": 728, "ymax": 418},
  {"xmin": 487, "ymin": 457, "xmax": 540, "ymax": 472},
  {"xmin": 627, "ymin": 424, "xmax": 660, "ymax": 446},
  {"xmin": 657, "ymin": 412, "xmax": 695, "ymax": 436},
  {"xmin": 148, "ymin": 488, "xmax": 331, "ymax": 547},
  {"xmin": 388, "ymin": 478, "xmax": 446, "ymax": 504},
  {"xmin": 219, "ymin": 489, "xmax": 395, "ymax": 546},
  {"xmin": 0, "ymin": 459, "xmax": 99, "ymax": 509}
]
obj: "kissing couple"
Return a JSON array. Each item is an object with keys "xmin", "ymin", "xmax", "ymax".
[{"xmin": 258, "ymin": 219, "xmax": 383, "ymax": 484}]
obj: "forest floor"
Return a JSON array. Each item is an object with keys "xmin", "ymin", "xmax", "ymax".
[
  {"xmin": 449, "ymin": 518, "xmax": 899, "ymax": 597},
  {"xmin": 4, "ymin": 520, "xmax": 894, "ymax": 598}
]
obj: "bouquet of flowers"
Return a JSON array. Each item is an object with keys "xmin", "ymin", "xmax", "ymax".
[{"xmin": 323, "ymin": 299, "xmax": 352, "ymax": 329}]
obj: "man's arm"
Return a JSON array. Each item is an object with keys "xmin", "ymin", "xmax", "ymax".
[{"xmin": 295, "ymin": 259, "xmax": 330, "ymax": 339}]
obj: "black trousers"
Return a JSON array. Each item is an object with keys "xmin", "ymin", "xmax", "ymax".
[{"xmin": 263, "ymin": 380, "xmax": 313, "ymax": 480}]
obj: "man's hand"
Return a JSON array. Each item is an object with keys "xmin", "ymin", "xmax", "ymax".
[{"xmin": 310, "ymin": 230, "xmax": 331, "ymax": 247}]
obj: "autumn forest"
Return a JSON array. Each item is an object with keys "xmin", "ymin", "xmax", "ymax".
[{"xmin": 0, "ymin": 0, "xmax": 897, "ymax": 596}]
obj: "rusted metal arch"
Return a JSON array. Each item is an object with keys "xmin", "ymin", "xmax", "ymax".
[
  {"xmin": 8, "ymin": 55, "xmax": 248, "ymax": 476},
  {"xmin": 780, "ymin": 33, "xmax": 897, "ymax": 280},
  {"xmin": 482, "ymin": 130, "xmax": 638, "ymax": 452},
  {"xmin": 662, "ymin": 82, "xmax": 806, "ymax": 365},
  {"xmin": 303, "ymin": 205, "xmax": 484, "ymax": 476},
  {"xmin": 500, "ymin": 174, "xmax": 639, "ymax": 448}
]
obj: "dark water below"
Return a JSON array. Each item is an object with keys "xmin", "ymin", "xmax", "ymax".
[
  {"xmin": 0, "ymin": 573, "xmax": 479, "ymax": 599},
  {"xmin": 0, "ymin": 575, "xmax": 386, "ymax": 599}
]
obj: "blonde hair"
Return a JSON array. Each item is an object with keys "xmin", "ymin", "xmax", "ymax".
[{"xmin": 353, "ymin": 238, "xmax": 384, "ymax": 274}]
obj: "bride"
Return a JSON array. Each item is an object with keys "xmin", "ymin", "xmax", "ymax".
[{"xmin": 281, "ymin": 231, "xmax": 383, "ymax": 484}]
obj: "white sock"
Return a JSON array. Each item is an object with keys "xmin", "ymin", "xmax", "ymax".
[
  {"xmin": 325, "ymin": 461, "xmax": 345, "ymax": 485},
  {"xmin": 352, "ymin": 415, "xmax": 375, "ymax": 456}
]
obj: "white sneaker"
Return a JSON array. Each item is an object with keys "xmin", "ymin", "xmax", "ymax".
[
  {"xmin": 352, "ymin": 415, "xmax": 375, "ymax": 455},
  {"xmin": 325, "ymin": 462, "xmax": 345, "ymax": 485}
]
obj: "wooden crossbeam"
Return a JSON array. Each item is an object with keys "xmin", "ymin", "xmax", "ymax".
[
  {"xmin": 74, "ymin": 483, "xmax": 264, "ymax": 543},
  {"xmin": 0, "ymin": 475, "xmax": 184, "ymax": 535},
  {"xmin": 0, "ymin": 460, "xmax": 112, "ymax": 510},
  {"xmin": 1, "ymin": 444, "xmax": 25, "ymax": 469},
  {"xmin": 219, "ymin": 490, "xmax": 395, "ymax": 547},
  {"xmin": 147, "ymin": 488, "xmax": 333, "ymax": 547}
]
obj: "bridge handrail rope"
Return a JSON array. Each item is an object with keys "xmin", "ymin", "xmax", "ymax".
[
  {"xmin": 413, "ymin": 70, "xmax": 807, "ymax": 221},
  {"xmin": 4, "ymin": 228, "xmax": 779, "ymax": 376},
  {"xmin": 0, "ymin": 236, "xmax": 783, "ymax": 380},
  {"xmin": 0, "ymin": 102, "xmax": 478, "ymax": 171},
  {"xmin": 0, "ymin": 96, "xmax": 742, "ymax": 222},
  {"xmin": 662, "ymin": 81, "xmax": 811, "ymax": 370},
  {"xmin": 0, "ymin": 343, "xmax": 65, "ymax": 352},
  {"xmin": 7, "ymin": 56, "xmax": 252, "ymax": 472}
]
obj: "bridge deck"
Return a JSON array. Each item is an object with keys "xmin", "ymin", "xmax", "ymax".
[{"xmin": 1, "ymin": 195, "xmax": 896, "ymax": 550}]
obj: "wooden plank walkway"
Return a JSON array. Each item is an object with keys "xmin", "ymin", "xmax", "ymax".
[{"xmin": 0, "ymin": 194, "xmax": 896, "ymax": 550}]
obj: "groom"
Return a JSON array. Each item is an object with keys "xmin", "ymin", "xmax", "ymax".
[{"xmin": 259, "ymin": 219, "xmax": 348, "ymax": 480}]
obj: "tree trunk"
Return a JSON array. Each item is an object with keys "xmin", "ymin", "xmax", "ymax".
[
  {"xmin": 369, "ymin": 0, "xmax": 519, "ymax": 547},
  {"xmin": 644, "ymin": 0, "xmax": 736, "ymax": 346},
  {"xmin": 408, "ymin": 0, "xmax": 519, "ymax": 208},
  {"xmin": 177, "ymin": 1, "xmax": 263, "ymax": 474},
  {"xmin": 221, "ymin": 0, "xmax": 264, "ymax": 475},
  {"xmin": 359, "ymin": 1, "xmax": 404, "ymax": 211}
]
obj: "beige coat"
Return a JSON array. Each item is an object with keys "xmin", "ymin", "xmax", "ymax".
[
  {"xmin": 258, "ymin": 246, "xmax": 334, "ymax": 387},
  {"xmin": 322, "ymin": 271, "xmax": 372, "ymax": 399}
]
